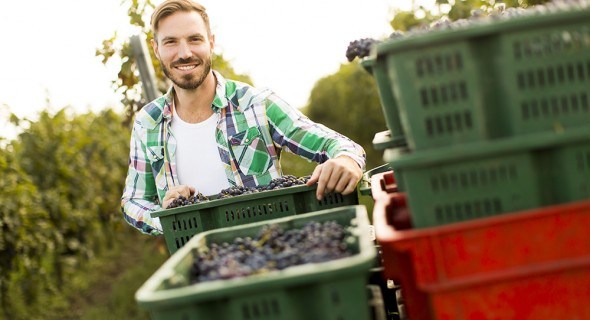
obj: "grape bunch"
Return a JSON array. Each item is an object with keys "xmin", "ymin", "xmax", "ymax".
[
  {"xmin": 257, "ymin": 175, "xmax": 311, "ymax": 191},
  {"xmin": 189, "ymin": 220, "xmax": 352, "ymax": 284},
  {"xmin": 166, "ymin": 175, "xmax": 312, "ymax": 208},
  {"xmin": 218, "ymin": 175, "xmax": 310, "ymax": 198},
  {"xmin": 218, "ymin": 185, "xmax": 260, "ymax": 198},
  {"xmin": 166, "ymin": 192, "xmax": 209, "ymax": 209},
  {"xmin": 346, "ymin": 38, "xmax": 380, "ymax": 62}
]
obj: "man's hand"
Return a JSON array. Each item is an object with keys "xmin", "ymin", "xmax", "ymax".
[
  {"xmin": 306, "ymin": 156, "xmax": 362, "ymax": 200},
  {"xmin": 162, "ymin": 185, "xmax": 196, "ymax": 209}
]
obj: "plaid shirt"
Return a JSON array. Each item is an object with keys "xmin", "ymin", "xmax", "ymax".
[{"xmin": 121, "ymin": 71, "xmax": 366, "ymax": 235}]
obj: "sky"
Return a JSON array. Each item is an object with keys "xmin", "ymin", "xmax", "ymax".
[{"xmin": 0, "ymin": 0, "xmax": 426, "ymax": 139}]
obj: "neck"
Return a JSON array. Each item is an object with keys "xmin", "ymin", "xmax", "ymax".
[{"xmin": 173, "ymin": 71, "xmax": 216, "ymax": 123}]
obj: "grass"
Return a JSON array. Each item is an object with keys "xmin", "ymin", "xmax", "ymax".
[{"xmin": 46, "ymin": 230, "xmax": 169, "ymax": 320}]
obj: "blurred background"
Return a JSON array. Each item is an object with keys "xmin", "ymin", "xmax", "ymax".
[{"xmin": 0, "ymin": 0, "xmax": 547, "ymax": 319}]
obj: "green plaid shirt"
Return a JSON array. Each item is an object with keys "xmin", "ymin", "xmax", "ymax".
[{"xmin": 121, "ymin": 71, "xmax": 366, "ymax": 235}]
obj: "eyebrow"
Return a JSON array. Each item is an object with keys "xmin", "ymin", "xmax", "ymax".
[{"xmin": 161, "ymin": 33, "xmax": 205, "ymax": 43}]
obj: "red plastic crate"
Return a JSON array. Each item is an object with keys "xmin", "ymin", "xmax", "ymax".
[{"xmin": 371, "ymin": 171, "xmax": 590, "ymax": 320}]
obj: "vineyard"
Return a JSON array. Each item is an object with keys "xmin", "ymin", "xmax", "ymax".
[
  {"xmin": 0, "ymin": 108, "xmax": 373, "ymax": 320},
  {"xmin": 0, "ymin": 109, "xmax": 134, "ymax": 319}
]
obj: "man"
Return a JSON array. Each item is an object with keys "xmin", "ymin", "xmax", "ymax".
[{"xmin": 121, "ymin": 0, "xmax": 366, "ymax": 235}]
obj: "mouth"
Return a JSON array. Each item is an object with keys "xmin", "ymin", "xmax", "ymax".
[{"xmin": 174, "ymin": 64, "xmax": 199, "ymax": 72}]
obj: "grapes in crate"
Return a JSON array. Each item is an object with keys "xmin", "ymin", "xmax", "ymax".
[
  {"xmin": 217, "ymin": 175, "xmax": 310, "ymax": 198},
  {"xmin": 166, "ymin": 192, "xmax": 209, "ymax": 209},
  {"xmin": 165, "ymin": 175, "xmax": 311, "ymax": 209},
  {"xmin": 189, "ymin": 220, "xmax": 352, "ymax": 284}
]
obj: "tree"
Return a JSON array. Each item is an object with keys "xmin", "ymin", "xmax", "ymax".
[{"xmin": 303, "ymin": 63, "xmax": 387, "ymax": 170}]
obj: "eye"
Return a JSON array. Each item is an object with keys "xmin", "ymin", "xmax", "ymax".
[
  {"xmin": 162, "ymin": 39, "xmax": 176, "ymax": 45},
  {"xmin": 188, "ymin": 35, "xmax": 205, "ymax": 43}
]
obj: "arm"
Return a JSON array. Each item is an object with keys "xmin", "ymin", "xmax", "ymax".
[
  {"xmin": 264, "ymin": 93, "xmax": 366, "ymax": 199},
  {"xmin": 120, "ymin": 120, "xmax": 163, "ymax": 236}
]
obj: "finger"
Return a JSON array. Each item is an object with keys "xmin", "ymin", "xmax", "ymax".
[
  {"xmin": 306, "ymin": 165, "xmax": 322, "ymax": 186},
  {"xmin": 334, "ymin": 171, "xmax": 352, "ymax": 194},
  {"xmin": 342, "ymin": 177, "xmax": 359, "ymax": 195},
  {"xmin": 163, "ymin": 188, "xmax": 178, "ymax": 201},
  {"xmin": 316, "ymin": 165, "xmax": 334, "ymax": 200},
  {"xmin": 163, "ymin": 199, "xmax": 174, "ymax": 209},
  {"xmin": 162, "ymin": 190, "xmax": 178, "ymax": 208},
  {"xmin": 324, "ymin": 170, "xmax": 341, "ymax": 194},
  {"xmin": 178, "ymin": 185, "xmax": 192, "ymax": 198}
]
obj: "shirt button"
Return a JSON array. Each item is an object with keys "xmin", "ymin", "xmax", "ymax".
[{"xmin": 245, "ymin": 139, "xmax": 249, "ymax": 143}]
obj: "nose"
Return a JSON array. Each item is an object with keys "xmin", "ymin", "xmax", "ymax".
[{"xmin": 177, "ymin": 40, "xmax": 192, "ymax": 59}]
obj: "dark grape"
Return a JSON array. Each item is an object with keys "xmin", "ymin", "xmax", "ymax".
[
  {"xmin": 165, "ymin": 175, "xmax": 312, "ymax": 209},
  {"xmin": 188, "ymin": 220, "xmax": 352, "ymax": 284},
  {"xmin": 166, "ymin": 175, "xmax": 313, "ymax": 209},
  {"xmin": 166, "ymin": 192, "xmax": 209, "ymax": 209},
  {"xmin": 344, "ymin": 0, "xmax": 588, "ymax": 57},
  {"xmin": 346, "ymin": 38, "xmax": 381, "ymax": 62}
]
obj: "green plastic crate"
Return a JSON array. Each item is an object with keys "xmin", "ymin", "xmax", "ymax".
[
  {"xmin": 374, "ymin": 7, "xmax": 590, "ymax": 150},
  {"xmin": 152, "ymin": 185, "xmax": 359, "ymax": 254},
  {"xmin": 136, "ymin": 205, "xmax": 376, "ymax": 320},
  {"xmin": 384, "ymin": 128, "xmax": 590, "ymax": 228},
  {"xmin": 360, "ymin": 58, "xmax": 407, "ymax": 148},
  {"xmin": 546, "ymin": 140, "xmax": 590, "ymax": 203}
]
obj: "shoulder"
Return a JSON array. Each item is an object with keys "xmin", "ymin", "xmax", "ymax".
[
  {"xmin": 221, "ymin": 76, "xmax": 273, "ymax": 111},
  {"xmin": 135, "ymin": 95, "xmax": 170, "ymax": 130}
]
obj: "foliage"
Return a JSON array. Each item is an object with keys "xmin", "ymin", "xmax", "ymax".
[
  {"xmin": 303, "ymin": 62, "xmax": 387, "ymax": 170},
  {"xmin": 0, "ymin": 146, "xmax": 50, "ymax": 319},
  {"xmin": 96, "ymin": 0, "xmax": 253, "ymax": 122},
  {"xmin": 0, "ymin": 109, "xmax": 130, "ymax": 320}
]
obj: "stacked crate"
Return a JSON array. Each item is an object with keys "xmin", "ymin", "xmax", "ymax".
[
  {"xmin": 364, "ymin": 3, "xmax": 590, "ymax": 319},
  {"xmin": 364, "ymin": 4, "xmax": 590, "ymax": 228}
]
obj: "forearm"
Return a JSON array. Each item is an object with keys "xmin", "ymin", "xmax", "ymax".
[
  {"xmin": 122, "ymin": 119, "xmax": 163, "ymax": 236},
  {"xmin": 121, "ymin": 196, "xmax": 163, "ymax": 236},
  {"xmin": 266, "ymin": 95, "xmax": 366, "ymax": 169}
]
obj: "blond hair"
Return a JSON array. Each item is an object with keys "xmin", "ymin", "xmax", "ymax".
[{"xmin": 151, "ymin": 0, "xmax": 211, "ymax": 41}]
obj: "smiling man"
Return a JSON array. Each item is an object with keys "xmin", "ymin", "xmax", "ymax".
[{"xmin": 121, "ymin": 0, "xmax": 366, "ymax": 235}]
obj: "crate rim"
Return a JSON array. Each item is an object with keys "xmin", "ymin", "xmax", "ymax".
[
  {"xmin": 152, "ymin": 184, "xmax": 320, "ymax": 218},
  {"xmin": 374, "ymin": 6, "xmax": 590, "ymax": 58},
  {"xmin": 137, "ymin": 205, "xmax": 376, "ymax": 309},
  {"xmin": 372, "ymin": 130, "xmax": 406, "ymax": 150},
  {"xmin": 371, "ymin": 171, "xmax": 590, "ymax": 245},
  {"xmin": 385, "ymin": 127, "xmax": 590, "ymax": 169}
]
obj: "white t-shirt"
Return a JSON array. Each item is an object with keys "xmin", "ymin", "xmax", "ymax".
[{"xmin": 171, "ymin": 112, "xmax": 230, "ymax": 195}]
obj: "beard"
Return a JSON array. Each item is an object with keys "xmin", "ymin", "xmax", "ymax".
[{"xmin": 161, "ymin": 56, "xmax": 212, "ymax": 90}]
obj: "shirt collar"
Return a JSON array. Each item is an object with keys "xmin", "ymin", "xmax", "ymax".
[
  {"xmin": 162, "ymin": 70, "xmax": 229, "ymax": 121},
  {"xmin": 140, "ymin": 70, "xmax": 254, "ymax": 130}
]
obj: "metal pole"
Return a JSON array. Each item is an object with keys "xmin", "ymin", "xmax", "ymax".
[{"xmin": 130, "ymin": 34, "xmax": 159, "ymax": 102}]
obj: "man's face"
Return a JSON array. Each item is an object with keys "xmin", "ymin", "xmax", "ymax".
[{"xmin": 152, "ymin": 11, "xmax": 214, "ymax": 90}]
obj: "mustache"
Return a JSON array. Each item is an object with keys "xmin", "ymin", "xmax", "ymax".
[{"xmin": 171, "ymin": 57, "xmax": 202, "ymax": 67}]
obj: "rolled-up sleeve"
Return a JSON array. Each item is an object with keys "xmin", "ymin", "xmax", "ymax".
[
  {"xmin": 121, "ymin": 119, "xmax": 163, "ymax": 236},
  {"xmin": 265, "ymin": 93, "xmax": 366, "ymax": 170}
]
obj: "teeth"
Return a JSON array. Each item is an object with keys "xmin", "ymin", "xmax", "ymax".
[{"xmin": 177, "ymin": 65, "xmax": 196, "ymax": 71}]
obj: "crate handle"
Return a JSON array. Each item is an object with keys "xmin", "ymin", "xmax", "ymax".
[{"xmin": 371, "ymin": 172, "xmax": 411, "ymax": 230}]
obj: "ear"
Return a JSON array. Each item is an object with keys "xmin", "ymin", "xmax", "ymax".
[
  {"xmin": 150, "ymin": 38, "xmax": 160, "ymax": 60},
  {"xmin": 209, "ymin": 34, "xmax": 215, "ymax": 52}
]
